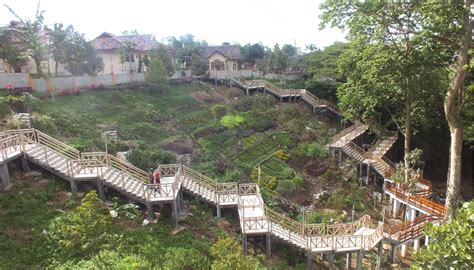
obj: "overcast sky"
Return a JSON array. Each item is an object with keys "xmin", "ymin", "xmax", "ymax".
[{"xmin": 0, "ymin": 0, "xmax": 346, "ymax": 49}]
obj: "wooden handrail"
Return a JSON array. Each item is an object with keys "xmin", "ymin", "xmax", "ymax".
[{"xmin": 386, "ymin": 183, "xmax": 445, "ymax": 215}]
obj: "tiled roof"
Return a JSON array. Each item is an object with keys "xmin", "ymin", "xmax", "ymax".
[
  {"xmin": 203, "ymin": 45, "xmax": 241, "ymax": 60},
  {"xmin": 91, "ymin": 32, "xmax": 158, "ymax": 51}
]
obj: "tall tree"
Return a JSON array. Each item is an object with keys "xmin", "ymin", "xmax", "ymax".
[
  {"xmin": 48, "ymin": 23, "xmax": 74, "ymax": 76},
  {"xmin": 266, "ymin": 43, "xmax": 289, "ymax": 77},
  {"xmin": 4, "ymin": 1, "xmax": 46, "ymax": 76},
  {"xmin": 440, "ymin": 0, "xmax": 472, "ymax": 218},
  {"xmin": 321, "ymin": 2, "xmax": 447, "ymax": 183},
  {"xmin": 282, "ymin": 44, "xmax": 298, "ymax": 58},
  {"xmin": 241, "ymin": 43, "xmax": 265, "ymax": 64},
  {"xmin": 62, "ymin": 34, "xmax": 104, "ymax": 76},
  {"xmin": 321, "ymin": 1, "xmax": 471, "ymax": 218}
]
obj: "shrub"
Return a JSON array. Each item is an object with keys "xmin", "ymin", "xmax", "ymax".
[
  {"xmin": 274, "ymin": 149, "xmax": 291, "ymax": 161},
  {"xmin": 297, "ymin": 142, "xmax": 327, "ymax": 159},
  {"xmin": 211, "ymin": 238, "xmax": 257, "ymax": 270},
  {"xmin": 220, "ymin": 114, "xmax": 245, "ymax": 129},
  {"xmin": 44, "ymin": 191, "xmax": 118, "ymax": 262}
]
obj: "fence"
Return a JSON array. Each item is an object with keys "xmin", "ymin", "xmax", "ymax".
[{"xmin": 0, "ymin": 73, "xmax": 146, "ymax": 92}]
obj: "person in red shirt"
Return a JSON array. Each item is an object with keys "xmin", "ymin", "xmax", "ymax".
[{"xmin": 153, "ymin": 170, "xmax": 161, "ymax": 194}]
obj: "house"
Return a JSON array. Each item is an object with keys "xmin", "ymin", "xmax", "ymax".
[
  {"xmin": 203, "ymin": 45, "xmax": 241, "ymax": 78},
  {"xmin": 91, "ymin": 32, "xmax": 173, "ymax": 75}
]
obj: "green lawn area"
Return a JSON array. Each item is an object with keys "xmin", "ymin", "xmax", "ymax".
[{"xmin": 23, "ymin": 82, "xmax": 329, "ymax": 188}]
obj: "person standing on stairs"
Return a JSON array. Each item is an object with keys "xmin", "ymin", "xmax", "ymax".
[{"xmin": 153, "ymin": 169, "xmax": 161, "ymax": 194}]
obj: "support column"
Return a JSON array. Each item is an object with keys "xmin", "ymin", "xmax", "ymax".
[
  {"xmin": 389, "ymin": 244, "xmax": 397, "ymax": 263},
  {"xmin": 346, "ymin": 252, "xmax": 352, "ymax": 270},
  {"xmin": 246, "ymin": 88, "xmax": 249, "ymax": 96},
  {"xmin": 172, "ymin": 200, "xmax": 179, "ymax": 229},
  {"xmin": 338, "ymin": 149, "xmax": 342, "ymax": 163},
  {"xmin": 392, "ymin": 200, "xmax": 400, "ymax": 218},
  {"xmin": 359, "ymin": 163, "xmax": 363, "ymax": 185},
  {"xmin": 306, "ymin": 252, "xmax": 313, "ymax": 270},
  {"xmin": 414, "ymin": 237, "xmax": 420, "ymax": 252},
  {"xmin": 146, "ymin": 203, "xmax": 156, "ymax": 221},
  {"xmin": 0, "ymin": 163, "xmax": 11, "ymax": 189},
  {"xmin": 266, "ymin": 233, "xmax": 271, "ymax": 257},
  {"xmin": 356, "ymin": 250, "xmax": 364, "ymax": 270},
  {"xmin": 313, "ymin": 106, "xmax": 316, "ymax": 113},
  {"xmin": 376, "ymin": 239, "xmax": 383, "ymax": 270},
  {"xmin": 366, "ymin": 162, "xmax": 370, "ymax": 185},
  {"xmin": 21, "ymin": 155, "xmax": 30, "ymax": 172},
  {"xmin": 424, "ymin": 236, "xmax": 429, "ymax": 246},
  {"xmin": 280, "ymin": 97, "xmax": 282, "ymax": 102},
  {"xmin": 216, "ymin": 205, "xmax": 221, "ymax": 218},
  {"xmin": 96, "ymin": 179, "xmax": 106, "ymax": 201},
  {"xmin": 70, "ymin": 180, "xmax": 78, "ymax": 194},
  {"xmin": 401, "ymin": 244, "xmax": 407, "ymax": 258},
  {"xmin": 242, "ymin": 235, "xmax": 248, "ymax": 255},
  {"xmin": 328, "ymin": 252, "xmax": 335, "ymax": 270}
]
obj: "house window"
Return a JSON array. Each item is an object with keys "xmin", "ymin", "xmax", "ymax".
[
  {"xmin": 211, "ymin": 59, "xmax": 225, "ymax": 71},
  {"xmin": 125, "ymin": 54, "xmax": 134, "ymax": 62}
]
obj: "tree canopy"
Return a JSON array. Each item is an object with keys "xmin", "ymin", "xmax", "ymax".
[{"xmin": 413, "ymin": 200, "xmax": 474, "ymax": 269}]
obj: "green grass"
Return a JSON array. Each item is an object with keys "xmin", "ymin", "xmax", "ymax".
[{"xmin": 0, "ymin": 178, "xmax": 69, "ymax": 268}]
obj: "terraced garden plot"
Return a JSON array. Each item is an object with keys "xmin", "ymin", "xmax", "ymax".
[
  {"xmin": 233, "ymin": 131, "xmax": 294, "ymax": 169},
  {"xmin": 260, "ymin": 156, "xmax": 295, "ymax": 180},
  {"xmin": 241, "ymin": 133, "xmax": 267, "ymax": 149}
]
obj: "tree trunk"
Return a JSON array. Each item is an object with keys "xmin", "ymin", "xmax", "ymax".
[
  {"xmin": 55, "ymin": 60, "xmax": 58, "ymax": 77},
  {"xmin": 404, "ymin": 89, "xmax": 412, "ymax": 183},
  {"xmin": 445, "ymin": 127, "xmax": 463, "ymax": 218},
  {"xmin": 444, "ymin": 0, "xmax": 471, "ymax": 220},
  {"xmin": 34, "ymin": 57, "xmax": 43, "ymax": 77}
]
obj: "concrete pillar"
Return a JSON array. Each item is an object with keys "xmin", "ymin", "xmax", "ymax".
[
  {"xmin": 242, "ymin": 235, "xmax": 248, "ymax": 255},
  {"xmin": 172, "ymin": 200, "xmax": 179, "ymax": 229},
  {"xmin": 246, "ymin": 88, "xmax": 249, "ymax": 96},
  {"xmin": 366, "ymin": 163, "xmax": 370, "ymax": 185},
  {"xmin": 346, "ymin": 252, "xmax": 352, "ymax": 270},
  {"xmin": 328, "ymin": 252, "xmax": 335, "ymax": 270},
  {"xmin": 216, "ymin": 205, "xmax": 221, "ymax": 218},
  {"xmin": 424, "ymin": 236, "xmax": 429, "ymax": 246},
  {"xmin": 306, "ymin": 252, "xmax": 313, "ymax": 270},
  {"xmin": 414, "ymin": 237, "xmax": 420, "ymax": 252},
  {"xmin": 376, "ymin": 240, "xmax": 383, "ymax": 270},
  {"xmin": 410, "ymin": 208, "xmax": 416, "ymax": 221},
  {"xmin": 0, "ymin": 163, "xmax": 11, "ymax": 189},
  {"xmin": 280, "ymin": 97, "xmax": 282, "ymax": 103},
  {"xmin": 146, "ymin": 203, "xmax": 155, "ymax": 221},
  {"xmin": 401, "ymin": 243, "xmax": 407, "ymax": 258},
  {"xmin": 356, "ymin": 250, "xmax": 364, "ymax": 270},
  {"xmin": 96, "ymin": 179, "xmax": 106, "ymax": 201},
  {"xmin": 21, "ymin": 155, "xmax": 30, "ymax": 172},
  {"xmin": 338, "ymin": 149, "xmax": 342, "ymax": 163},
  {"xmin": 70, "ymin": 180, "xmax": 78, "ymax": 194},
  {"xmin": 393, "ymin": 200, "xmax": 400, "ymax": 218},
  {"xmin": 389, "ymin": 243, "xmax": 397, "ymax": 263},
  {"xmin": 266, "ymin": 233, "xmax": 271, "ymax": 257}
]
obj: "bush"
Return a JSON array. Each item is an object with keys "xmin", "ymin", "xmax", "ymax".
[
  {"xmin": 297, "ymin": 142, "xmax": 327, "ymax": 159},
  {"xmin": 44, "ymin": 191, "xmax": 118, "ymax": 262},
  {"xmin": 127, "ymin": 143, "xmax": 176, "ymax": 170},
  {"xmin": 220, "ymin": 114, "xmax": 245, "ymax": 129},
  {"xmin": 274, "ymin": 149, "xmax": 291, "ymax": 161},
  {"xmin": 211, "ymin": 238, "xmax": 257, "ymax": 270}
]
